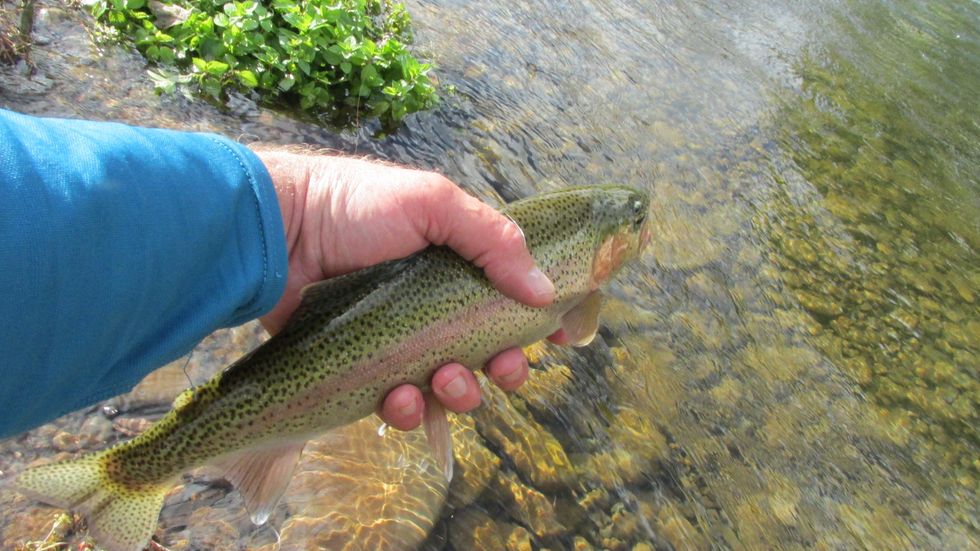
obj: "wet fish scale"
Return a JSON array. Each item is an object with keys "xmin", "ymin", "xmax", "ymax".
[{"xmin": 13, "ymin": 184, "xmax": 650, "ymax": 551}]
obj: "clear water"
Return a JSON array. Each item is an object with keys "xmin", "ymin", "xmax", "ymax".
[{"xmin": 1, "ymin": 0, "xmax": 976, "ymax": 548}]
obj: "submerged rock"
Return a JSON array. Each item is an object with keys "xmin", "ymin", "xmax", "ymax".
[
  {"xmin": 470, "ymin": 383, "xmax": 576, "ymax": 491},
  {"xmin": 263, "ymin": 417, "xmax": 447, "ymax": 551},
  {"xmin": 581, "ymin": 407, "xmax": 668, "ymax": 488},
  {"xmin": 446, "ymin": 506, "xmax": 508, "ymax": 551},
  {"xmin": 657, "ymin": 507, "xmax": 706, "ymax": 550},
  {"xmin": 448, "ymin": 414, "xmax": 501, "ymax": 509},
  {"xmin": 488, "ymin": 471, "xmax": 565, "ymax": 539}
]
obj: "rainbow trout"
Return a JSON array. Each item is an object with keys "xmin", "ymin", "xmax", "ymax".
[{"xmin": 12, "ymin": 185, "xmax": 651, "ymax": 551}]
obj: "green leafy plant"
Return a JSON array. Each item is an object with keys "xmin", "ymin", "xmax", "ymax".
[{"xmin": 91, "ymin": 0, "xmax": 437, "ymax": 126}]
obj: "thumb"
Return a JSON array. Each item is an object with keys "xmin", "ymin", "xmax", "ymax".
[{"xmin": 407, "ymin": 177, "xmax": 555, "ymax": 307}]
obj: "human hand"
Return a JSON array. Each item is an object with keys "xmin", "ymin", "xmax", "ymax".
[{"xmin": 253, "ymin": 148, "xmax": 563, "ymax": 430}]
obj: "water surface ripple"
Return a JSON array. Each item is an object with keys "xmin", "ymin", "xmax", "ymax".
[{"xmin": 1, "ymin": 0, "xmax": 976, "ymax": 548}]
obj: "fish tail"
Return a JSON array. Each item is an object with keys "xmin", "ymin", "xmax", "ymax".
[{"xmin": 13, "ymin": 452, "xmax": 168, "ymax": 551}]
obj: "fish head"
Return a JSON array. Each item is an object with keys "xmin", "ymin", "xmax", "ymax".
[
  {"xmin": 588, "ymin": 185, "xmax": 651, "ymax": 288},
  {"xmin": 504, "ymin": 184, "xmax": 650, "ymax": 291}
]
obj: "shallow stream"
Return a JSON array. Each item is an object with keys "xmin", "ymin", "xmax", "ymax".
[{"xmin": 1, "ymin": 0, "xmax": 977, "ymax": 549}]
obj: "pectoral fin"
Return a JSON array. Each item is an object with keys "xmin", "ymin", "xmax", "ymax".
[
  {"xmin": 422, "ymin": 393, "xmax": 454, "ymax": 482},
  {"xmin": 560, "ymin": 291, "xmax": 603, "ymax": 347},
  {"xmin": 220, "ymin": 440, "xmax": 306, "ymax": 525}
]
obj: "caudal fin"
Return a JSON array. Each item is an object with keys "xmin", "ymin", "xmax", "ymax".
[{"xmin": 13, "ymin": 453, "xmax": 168, "ymax": 551}]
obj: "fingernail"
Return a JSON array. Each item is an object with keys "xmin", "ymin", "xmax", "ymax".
[
  {"xmin": 398, "ymin": 395, "xmax": 419, "ymax": 417},
  {"xmin": 441, "ymin": 374, "xmax": 468, "ymax": 399},
  {"xmin": 527, "ymin": 268, "xmax": 555, "ymax": 301}
]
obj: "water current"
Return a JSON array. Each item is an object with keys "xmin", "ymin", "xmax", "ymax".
[{"xmin": 1, "ymin": 0, "xmax": 977, "ymax": 549}]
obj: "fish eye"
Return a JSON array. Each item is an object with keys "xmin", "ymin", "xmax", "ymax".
[{"xmin": 631, "ymin": 199, "xmax": 646, "ymax": 224}]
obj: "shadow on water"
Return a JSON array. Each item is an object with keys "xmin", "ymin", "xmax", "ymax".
[{"xmin": 1, "ymin": 0, "xmax": 977, "ymax": 548}]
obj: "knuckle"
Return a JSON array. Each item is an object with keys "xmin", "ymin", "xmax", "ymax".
[
  {"xmin": 480, "ymin": 221, "xmax": 530, "ymax": 278},
  {"xmin": 419, "ymin": 172, "xmax": 458, "ymax": 199},
  {"xmin": 498, "ymin": 218, "xmax": 527, "ymax": 251}
]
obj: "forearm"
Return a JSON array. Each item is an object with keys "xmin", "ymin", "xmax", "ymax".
[{"xmin": 0, "ymin": 109, "xmax": 288, "ymax": 437}]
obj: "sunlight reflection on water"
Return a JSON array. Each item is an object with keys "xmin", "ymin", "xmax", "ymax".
[{"xmin": 1, "ymin": 0, "xmax": 977, "ymax": 548}]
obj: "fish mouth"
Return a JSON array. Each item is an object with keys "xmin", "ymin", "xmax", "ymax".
[{"xmin": 639, "ymin": 219, "xmax": 652, "ymax": 250}]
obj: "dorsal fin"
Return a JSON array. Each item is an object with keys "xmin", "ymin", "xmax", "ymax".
[{"xmin": 281, "ymin": 256, "xmax": 415, "ymax": 334}]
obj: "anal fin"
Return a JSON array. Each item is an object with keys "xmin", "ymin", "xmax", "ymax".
[
  {"xmin": 219, "ymin": 441, "xmax": 305, "ymax": 525},
  {"xmin": 422, "ymin": 393, "xmax": 454, "ymax": 482}
]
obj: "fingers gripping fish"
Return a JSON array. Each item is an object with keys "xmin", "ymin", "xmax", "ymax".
[{"xmin": 12, "ymin": 185, "xmax": 651, "ymax": 551}]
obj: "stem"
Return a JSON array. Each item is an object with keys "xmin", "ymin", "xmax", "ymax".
[{"xmin": 17, "ymin": 0, "xmax": 34, "ymax": 56}]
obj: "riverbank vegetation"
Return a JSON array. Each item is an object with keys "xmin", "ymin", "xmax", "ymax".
[
  {"xmin": 92, "ymin": 0, "xmax": 437, "ymax": 126},
  {"xmin": 0, "ymin": 0, "xmax": 35, "ymax": 64}
]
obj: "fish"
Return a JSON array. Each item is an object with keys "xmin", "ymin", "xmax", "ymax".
[{"xmin": 11, "ymin": 184, "xmax": 651, "ymax": 551}]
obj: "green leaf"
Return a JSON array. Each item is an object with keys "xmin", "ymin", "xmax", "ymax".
[
  {"xmin": 360, "ymin": 39, "xmax": 377, "ymax": 57},
  {"xmin": 238, "ymin": 69, "xmax": 258, "ymax": 87},
  {"xmin": 192, "ymin": 57, "xmax": 208, "ymax": 72},
  {"xmin": 125, "ymin": 0, "xmax": 145, "ymax": 9},
  {"xmin": 283, "ymin": 11, "xmax": 312, "ymax": 31},
  {"xmin": 392, "ymin": 102, "xmax": 408, "ymax": 121},
  {"xmin": 107, "ymin": 10, "xmax": 126, "ymax": 25},
  {"xmin": 361, "ymin": 64, "xmax": 382, "ymax": 87},
  {"xmin": 158, "ymin": 47, "xmax": 175, "ymax": 64},
  {"xmin": 369, "ymin": 99, "xmax": 390, "ymax": 116},
  {"xmin": 278, "ymin": 75, "xmax": 296, "ymax": 91},
  {"xmin": 323, "ymin": 46, "xmax": 343, "ymax": 66},
  {"xmin": 206, "ymin": 60, "xmax": 230, "ymax": 75},
  {"xmin": 200, "ymin": 75, "xmax": 223, "ymax": 98},
  {"xmin": 340, "ymin": 34, "xmax": 357, "ymax": 51},
  {"xmin": 198, "ymin": 36, "xmax": 224, "ymax": 59},
  {"xmin": 147, "ymin": 69, "xmax": 177, "ymax": 94}
]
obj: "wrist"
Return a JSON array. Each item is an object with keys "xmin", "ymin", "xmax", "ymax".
[{"xmin": 251, "ymin": 148, "xmax": 311, "ymax": 259}]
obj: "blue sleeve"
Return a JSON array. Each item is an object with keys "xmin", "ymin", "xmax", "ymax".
[{"xmin": 0, "ymin": 109, "xmax": 288, "ymax": 438}]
